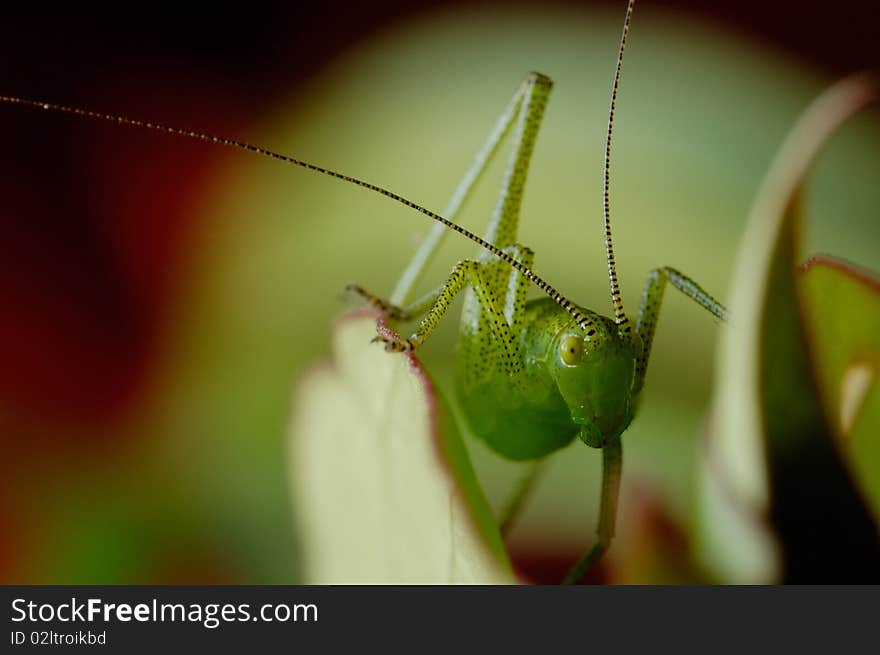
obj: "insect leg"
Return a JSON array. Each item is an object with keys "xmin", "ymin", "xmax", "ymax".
[
  {"xmin": 480, "ymin": 73, "xmax": 552, "ymax": 256},
  {"xmin": 562, "ymin": 435, "xmax": 623, "ymax": 584},
  {"xmin": 501, "ymin": 244, "xmax": 535, "ymax": 330},
  {"xmin": 390, "ymin": 74, "xmax": 536, "ymax": 306},
  {"xmin": 459, "ymin": 67, "xmax": 549, "ymax": 381},
  {"xmin": 498, "ymin": 459, "xmax": 545, "ymax": 537},
  {"xmin": 376, "ymin": 261, "xmax": 523, "ymax": 376},
  {"xmin": 633, "ymin": 266, "xmax": 728, "ymax": 394},
  {"xmin": 349, "ymin": 242, "xmax": 532, "ymax": 325},
  {"xmin": 346, "ymin": 284, "xmax": 441, "ymax": 322}
]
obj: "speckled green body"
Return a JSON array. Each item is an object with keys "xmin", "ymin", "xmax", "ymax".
[{"xmin": 456, "ymin": 297, "xmax": 639, "ymax": 461}]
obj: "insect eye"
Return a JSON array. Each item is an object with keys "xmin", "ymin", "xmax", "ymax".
[{"xmin": 560, "ymin": 335, "xmax": 584, "ymax": 365}]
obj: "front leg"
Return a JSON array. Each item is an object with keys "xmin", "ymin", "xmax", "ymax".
[
  {"xmin": 346, "ymin": 283, "xmax": 441, "ymax": 322},
  {"xmin": 375, "ymin": 260, "xmax": 522, "ymax": 375},
  {"xmin": 634, "ymin": 266, "xmax": 728, "ymax": 394}
]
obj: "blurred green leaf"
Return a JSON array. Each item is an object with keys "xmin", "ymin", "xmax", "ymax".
[
  {"xmin": 289, "ymin": 312, "xmax": 515, "ymax": 583},
  {"xmin": 801, "ymin": 256, "xmax": 880, "ymax": 519},
  {"xmin": 697, "ymin": 75, "xmax": 879, "ymax": 583}
]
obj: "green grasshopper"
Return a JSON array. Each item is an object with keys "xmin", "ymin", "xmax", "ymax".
[
  {"xmin": 1, "ymin": 0, "xmax": 726, "ymax": 583},
  {"xmin": 350, "ymin": 0, "xmax": 727, "ymax": 582}
]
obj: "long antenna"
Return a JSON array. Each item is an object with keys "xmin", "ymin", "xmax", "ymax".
[
  {"xmin": 603, "ymin": 0, "xmax": 635, "ymax": 326},
  {"xmin": 0, "ymin": 94, "xmax": 598, "ymax": 332}
]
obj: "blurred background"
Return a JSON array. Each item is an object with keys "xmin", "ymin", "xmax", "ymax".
[{"xmin": 1, "ymin": 0, "xmax": 878, "ymax": 583}]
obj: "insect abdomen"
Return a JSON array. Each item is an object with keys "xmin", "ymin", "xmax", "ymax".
[{"xmin": 454, "ymin": 298, "xmax": 580, "ymax": 460}]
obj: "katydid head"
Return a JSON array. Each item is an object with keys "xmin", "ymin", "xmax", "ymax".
[
  {"xmin": 538, "ymin": 0, "xmax": 640, "ymax": 449},
  {"xmin": 548, "ymin": 314, "xmax": 638, "ymax": 448}
]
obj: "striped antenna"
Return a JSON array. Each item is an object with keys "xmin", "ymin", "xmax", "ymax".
[
  {"xmin": 0, "ymin": 94, "xmax": 598, "ymax": 332},
  {"xmin": 602, "ymin": 0, "xmax": 635, "ymax": 325}
]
